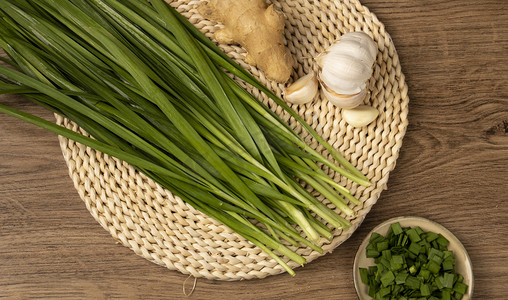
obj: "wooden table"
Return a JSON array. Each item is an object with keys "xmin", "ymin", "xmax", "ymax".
[{"xmin": 1, "ymin": 0, "xmax": 507, "ymax": 299}]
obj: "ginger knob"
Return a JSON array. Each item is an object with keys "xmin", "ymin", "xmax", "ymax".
[{"xmin": 198, "ymin": 0, "xmax": 294, "ymax": 83}]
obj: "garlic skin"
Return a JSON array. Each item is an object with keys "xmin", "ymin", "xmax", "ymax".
[
  {"xmin": 284, "ymin": 71, "xmax": 318, "ymax": 104},
  {"xmin": 342, "ymin": 105, "xmax": 379, "ymax": 127},
  {"xmin": 317, "ymin": 32, "xmax": 377, "ymax": 108}
]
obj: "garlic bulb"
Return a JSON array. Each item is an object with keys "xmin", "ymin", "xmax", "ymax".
[
  {"xmin": 284, "ymin": 71, "xmax": 318, "ymax": 104},
  {"xmin": 317, "ymin": 32, "xmax": 377, "ymax": 108},
  {"xmin": 342, "ymin": 105, "xmax": 379, "ymax": 127}
]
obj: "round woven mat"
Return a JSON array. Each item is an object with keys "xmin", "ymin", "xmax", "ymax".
[{"xmin": 56, "ymin": 0, "xmax": 409, "ymax": 280}]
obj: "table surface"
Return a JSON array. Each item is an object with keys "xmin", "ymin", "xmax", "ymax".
[{"xmin": 1, "ymin": 0, "xmax": 507, "ymax": 299}]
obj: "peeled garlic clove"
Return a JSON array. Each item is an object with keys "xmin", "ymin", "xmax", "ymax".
[
  {"xmin": 284, "ymin": 71, "xmax": 318, "ymax": 104},
  {"xmin": 320, "ymin": 80, "xmax": 366, "ymax": 109},
  {"xmin": 342, "ymin": 105, "xmax": 379, "ymax": 127}
]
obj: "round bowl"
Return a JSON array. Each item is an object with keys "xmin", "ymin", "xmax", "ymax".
[{"xmin": 353, "ymin": 216, "xmax": 473, "ymax": 299}]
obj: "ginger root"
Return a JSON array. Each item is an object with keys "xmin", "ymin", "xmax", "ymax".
[{"xmin": 198, "ymin": 0, "xmax": 294, "ymax": 83}]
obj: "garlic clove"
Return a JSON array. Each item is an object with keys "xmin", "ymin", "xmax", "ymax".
[
  {"xmin": 340, "ymin": 32, "xmax": 377, "ymax": 64},
  {"xmin": 320, "ymin": 52, "xmax": 373, "ymax": 84},
  {"xmin": 284, "ymin": 71, "xmax": 318, "ymax": 104},
  {"xmin": 319, "ymin": 67, "xmax": 366, "ymax": 95},
  {"xmin": 342, "ymin": 105, "xmax": 379, "ymax": 127},
  {"xmin": 317, "ymin": 32, "xmax": 377, "ymax": 69},
  {"xmin": 328, "ymin": 38, "xmax": 376, "ymax": 67},
  {"xmin": 320, "ymin": 80, "xmax": 367, "ymax": 109}
]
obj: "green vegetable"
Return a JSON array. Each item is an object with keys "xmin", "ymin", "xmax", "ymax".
[
  {"xmin": 359, "ymin": 222, "xmax": 468, "ymax": 299},
  {"xmin": 380, "ymin": 271, "xmax": 395, "ymax": 287},
  {"xmin": 390, "ymin": 222, "xmax": 404, "ymax": 235},
  {"xmin": 0, "ymin": 0, "xmax": 371, "ymax": 275}
]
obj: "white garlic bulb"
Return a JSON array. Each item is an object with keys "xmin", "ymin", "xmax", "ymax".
[
  {"xmin": 284, "ymin": 71, "xmax": 318, "ymax": 104},
  {"xmin": 317, "ymin": 32, "xmax": 377, "ymax": 108}
]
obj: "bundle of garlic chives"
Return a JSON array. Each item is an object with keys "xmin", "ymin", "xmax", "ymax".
[{"xmin": 0, "ymin": 0, "xmax": 370, "ymax": 275}]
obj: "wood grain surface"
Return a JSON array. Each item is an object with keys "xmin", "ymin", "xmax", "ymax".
[{"xmin": 1, "ymin": 0, "xmax": 507, "ymax": 299}]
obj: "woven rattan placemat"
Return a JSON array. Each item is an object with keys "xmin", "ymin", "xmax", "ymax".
[{"xmin": 56, "ymin": 0, "xmax": 409, "ymax": 280}]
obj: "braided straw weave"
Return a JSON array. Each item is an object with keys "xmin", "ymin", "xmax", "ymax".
[{"xmin": 56, "ymin": 0, "xmax": 409, "ymax": 280}]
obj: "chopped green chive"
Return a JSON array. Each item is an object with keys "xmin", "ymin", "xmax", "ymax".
[
  {"xmin": 443, "ymin": 273, "xmax": 455, "ymax": 289},
  {"xmin": 405, "ymin": 276, "xmax": 421, "ymax": 289},
  {"xmin": 359, "ymin": 223, "xmax": 468, "ymax": 299},
  {"xmin": 380, "ymin": 271, "xmax": 395, "ymax": 287},
  {"xmin": 390, "ymin": 222, "xmax": 404, "ymax": 235},
  {"xmin": 420, "ymin": 283, "xmax": 431, "ymax": 296},
  {"xmin": 359, "ymin": 267, "xmax": 370, "ymax": 284},
  {"xmin": 453, "ymin": 282, "xmax": 468, "ymax": 295},
  {"xmin": 406, "ymin": 228, "xmax": 422, "ymax": 243}
]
